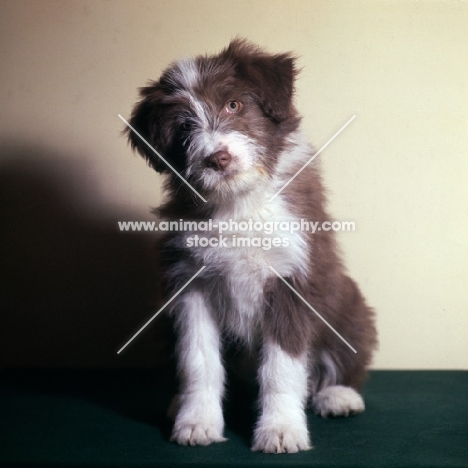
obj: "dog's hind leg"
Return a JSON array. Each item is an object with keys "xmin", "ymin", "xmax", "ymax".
[{"xmin": 311, "ymin": 385, "xmax": 365, "ymax": 418}]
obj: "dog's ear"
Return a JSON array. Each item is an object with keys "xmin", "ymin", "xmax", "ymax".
[
  {"xmin": 225, "ymin": 39, "xmax": 297, "ymax": 123},
  {"xmin": 124, "ymin": 82, "xmax": 172, "ymax": 173}
]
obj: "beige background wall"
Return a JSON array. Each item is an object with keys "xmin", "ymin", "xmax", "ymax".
[{"xmin": 1, "ymin": 0, "xmax": 467, "ymax": 369}]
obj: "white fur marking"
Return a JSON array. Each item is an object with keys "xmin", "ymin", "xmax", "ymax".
[
  {"xmin": 170, "ymin": 290, "xmax": 226, "ymax": 446},
  {"xmin": 174, "ymin": 58, "xmax": 200, "ymax": 90},
  {"xmin": 177, "ymin": 192, "xmax": 308, "ymax": 343},
  {"xmin": 252, "ymin": 342, "xmax": 311, "ymax": 453}
]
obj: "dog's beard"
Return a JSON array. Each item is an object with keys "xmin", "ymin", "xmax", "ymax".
[{"xmin": 185, "ymin": 164, "xmax": 268, "ymax": 201}]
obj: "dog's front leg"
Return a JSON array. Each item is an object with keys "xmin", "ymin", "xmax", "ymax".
[
  {"xmin": 252, "ymin": 276, "xmax": 312, "ymax": 453},
  {"xmin": 252, "ymin": 340, "xmax": 311, "ymax": 453},
  {"xmin": 170, "ymin": 289, "xmax": 226, "ymax": 446}
]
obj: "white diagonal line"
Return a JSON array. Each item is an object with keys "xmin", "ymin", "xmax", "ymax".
[
  {"xmin": 117, "ymin": 266, "xmax": 206, "ymax": 354},
  {"xmin": 268, "ymin": 265, "xmax": 357, "ymax": 353},
  {"xmin": 118, "ymin": 114, "xmax": 207, "ymax": 203},
  {"xmin": 268, "ymin": 115, "xmax": 356, "ymax": 202}
]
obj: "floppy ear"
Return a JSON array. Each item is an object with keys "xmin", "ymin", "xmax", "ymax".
[
  {"xmin": 225, "ymin": 39, "xmax": 297, "ymax": 123},
  {"xmin": 124, "ymin": 83, "xmax": 172, "ymax": 173}
]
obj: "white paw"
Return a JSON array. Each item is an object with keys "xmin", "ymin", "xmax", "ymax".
[
  {"xmin": 312, "ymin": 385, "xmax": 365, "ymax": 418},
  {"xmin": 252, "ymin": 425, "xmax": 311, "ymax": 453},
  {"xmin": 170, "ymin": 421, "xmax": 227, "ymax": 446},
  {"xmin": 170, "ymin": 399, "xmax": 226, "ymax": 446}
]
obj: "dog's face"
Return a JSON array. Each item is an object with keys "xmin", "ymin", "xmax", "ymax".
[{"xmin": 127, "ymin": 39, "xmax": 300, "ymax": 199}]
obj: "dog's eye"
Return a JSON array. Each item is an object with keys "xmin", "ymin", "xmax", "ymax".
[
  {"xmin": 180, "ymin": 121, "xmax": 192, "ymax": 132},
  {"xmin": 225, "ymin": 100, "xmax": 243, "ymax": 114}
]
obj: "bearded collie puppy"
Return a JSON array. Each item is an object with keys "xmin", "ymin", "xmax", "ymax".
[{"xmin": 125, "ymin": 38, "xmax": 377, "ymax": 453}]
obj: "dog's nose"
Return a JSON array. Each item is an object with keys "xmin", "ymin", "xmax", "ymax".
[{"xmin": 205, "ymin": 150, "xmax": 232, "ymax": 171}]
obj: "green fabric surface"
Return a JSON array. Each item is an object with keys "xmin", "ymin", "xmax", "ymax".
[{"xmin": 0, "ymin": 370, "xmax": 467, "ymax": 467}]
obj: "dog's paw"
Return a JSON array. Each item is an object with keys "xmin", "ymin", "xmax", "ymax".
[
  {"xmin": 170, "ymin": 422, "xmax": 227, "ymax": 446},
  {"xmin": 252, "ymin": 425, "xmax": 311, "ymax": 454},
  {"xmin": 312, "ymin": 385, "xmax": 365, "ymax": 418},
  {"xmin": 170, "ymin": 394, "xmax": 226, "ymax": 446}
]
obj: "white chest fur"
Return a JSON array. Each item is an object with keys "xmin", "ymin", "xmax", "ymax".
[{"xmin": 181, "ymin": 192, "xmax": 309, "ymax": 340}]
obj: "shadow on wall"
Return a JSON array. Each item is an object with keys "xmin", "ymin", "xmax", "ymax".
[{"xmin": 0, "ymin": 142, "xmax": 173, "ymax": 369}]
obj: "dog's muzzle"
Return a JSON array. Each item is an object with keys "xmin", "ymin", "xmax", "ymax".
[{"xmin": 205, "ymin": 150, "xmax": 232, "ymax": 171}]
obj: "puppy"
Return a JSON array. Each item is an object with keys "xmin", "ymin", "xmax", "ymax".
[{"xmin": 125, "ymin": 39, "xmax": 377, "ymax": 453}]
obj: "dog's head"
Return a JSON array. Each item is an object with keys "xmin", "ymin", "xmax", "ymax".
[{"xmin": 126, "ymin": 39, "xmax": 300, "ymax": 199}]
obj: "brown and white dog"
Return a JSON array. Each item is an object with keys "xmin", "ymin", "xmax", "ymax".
[{"xmin": 125, "ymin": 39, "xmax": 377, "ymax": 453}]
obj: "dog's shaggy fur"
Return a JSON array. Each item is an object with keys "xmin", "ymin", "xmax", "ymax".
[{"xmin": 125, "ymin": 39, "xmax": 377, "ymax": 453}]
